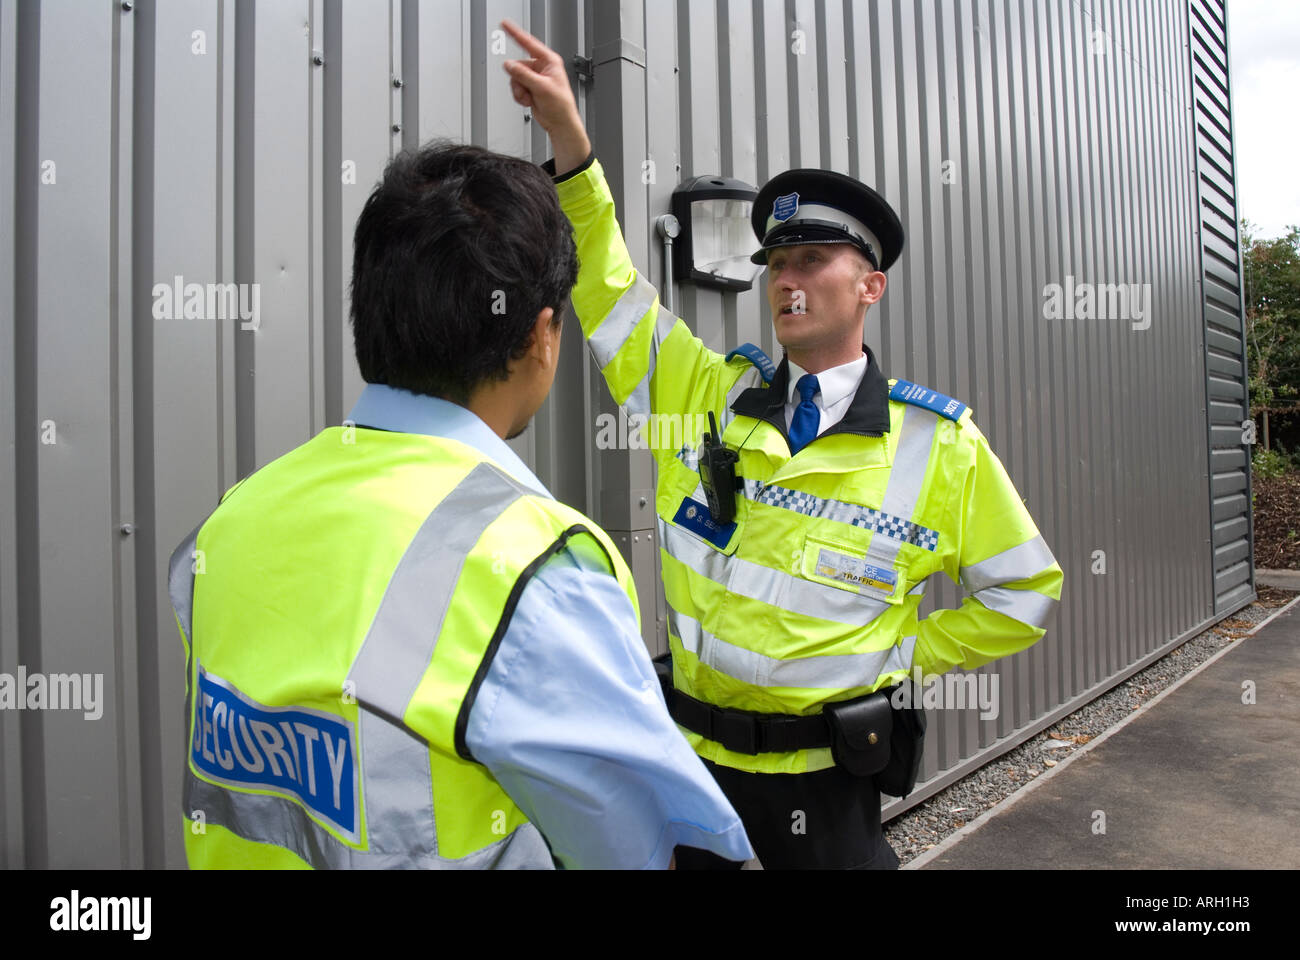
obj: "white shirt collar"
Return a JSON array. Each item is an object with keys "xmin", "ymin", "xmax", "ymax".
[{"xmin": 786, "ymin": 352, "xmax": 868, "ymax": 409}]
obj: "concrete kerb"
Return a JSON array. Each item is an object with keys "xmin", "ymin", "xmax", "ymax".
[
  {"xmin": 903, "ymin": 591, "xmax": 1300, "ymax": 870},
  {"xmin": 1256, "ymin": 569, "xmax": 1300, "ymax": 591}
]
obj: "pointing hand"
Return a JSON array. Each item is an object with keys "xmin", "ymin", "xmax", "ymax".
[{"xmin": 500, "ymin": 19, "xmax": 591, "ymax": 175}]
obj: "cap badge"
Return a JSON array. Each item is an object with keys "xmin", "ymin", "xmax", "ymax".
[{"xmin": 772, "ymin": 192, "xmax": 800, "ymax": 222}]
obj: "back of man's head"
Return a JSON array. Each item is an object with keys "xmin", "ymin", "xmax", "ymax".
[{"xmin": 350, "ymin": 141, "xmax": 578, "ymax": 405}]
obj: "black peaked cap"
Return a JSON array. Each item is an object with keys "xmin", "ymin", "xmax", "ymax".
[{"xmin": 750, "ymin": 168, "xmax": 905, "ymax": 272}]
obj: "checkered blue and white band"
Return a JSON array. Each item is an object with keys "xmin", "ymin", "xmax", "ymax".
[
  {"xmin": 741, "ymin": 478, "xmax": 940, "ymax": 551},
  {"xmin": 672, "ymin": 445, "xmax": 937, "ymax": 551}
]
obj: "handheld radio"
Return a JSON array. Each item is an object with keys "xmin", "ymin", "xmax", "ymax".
[{"xmin": 698, "ymin": 411, "xmax": 741, "ymax": 525}]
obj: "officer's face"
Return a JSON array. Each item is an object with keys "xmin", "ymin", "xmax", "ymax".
[{"xmin": 765, "ymin": 243, "xmax": 883, "ymax": 355}]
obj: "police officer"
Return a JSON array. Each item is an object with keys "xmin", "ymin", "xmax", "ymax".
[
  {"xmin": 504, "ymin": 20, "xmax": 1063, "ymax": 869},
  {"xmin": 169, "ymin": 140, "xmax": 753, "ymax": 869}
]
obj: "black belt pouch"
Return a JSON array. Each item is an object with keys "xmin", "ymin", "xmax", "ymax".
[
  {"xmin": 875, "ymin": 685, "xmax": 927, "ymax": 799},
  {"xmin": 822, "ymin": 693, "xmax": 893, "ymax": 777}
]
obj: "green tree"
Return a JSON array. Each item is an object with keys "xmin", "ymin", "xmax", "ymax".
[{"xmin": 1242, "ymin": 222, "xmax": 1300, "ymax": 452}]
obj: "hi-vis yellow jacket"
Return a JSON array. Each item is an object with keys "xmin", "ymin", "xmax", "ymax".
[
  {"xmin": 170, "ymin": 427, "xmax": 638, "ymax": 867},
  {"xmin": 556, "ymin": 158, "xmax": 1063, "ymax": 775}
]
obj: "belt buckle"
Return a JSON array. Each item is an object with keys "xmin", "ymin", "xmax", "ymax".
[{"xmin": 710, "ymin": 706, "xmax": 759, "ymax": 755}]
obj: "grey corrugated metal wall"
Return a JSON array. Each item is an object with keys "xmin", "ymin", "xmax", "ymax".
[
  {"xmin": 1, "ymin": 0, "xmax": 1251, "ymax": 868},
  {"xmin": 1188, "ymin": 0, "xmax": 1253, "ymax": 613}
]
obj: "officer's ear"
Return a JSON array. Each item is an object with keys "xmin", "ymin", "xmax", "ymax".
[{"xmin": 860, "ymin": 266, "xmax": 886, "ymax": 306}]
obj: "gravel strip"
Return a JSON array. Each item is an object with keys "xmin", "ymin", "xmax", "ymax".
[{"xmin": 884, "ymin": 585, "xmax": 1299, "ymax": 865}]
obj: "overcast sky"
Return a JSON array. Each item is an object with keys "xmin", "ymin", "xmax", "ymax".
[{"xmin": 1228, "ymin": 0, "xmax": 1300, "ymax": 240}]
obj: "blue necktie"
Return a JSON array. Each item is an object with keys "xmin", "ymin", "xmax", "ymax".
[{"xmin": 788, "ymin": 374, "xmax": 821, "ymax": 455}]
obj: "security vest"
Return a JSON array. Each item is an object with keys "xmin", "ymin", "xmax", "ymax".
[
  {"xmin": 169, "ymin": 426, "xmax": 639, "ymax": 868},
  {"xmin": 557, "ymin": 158, "xmax": 1063, "ymax": 776}
]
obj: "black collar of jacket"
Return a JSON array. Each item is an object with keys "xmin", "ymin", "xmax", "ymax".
[{"xmin": 729, "ymin": 345, "xmax": 892, "ymax": 444}]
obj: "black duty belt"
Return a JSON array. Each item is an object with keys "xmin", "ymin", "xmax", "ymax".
[{"xmin": 666, "ymin": 687, "xmax": 832, "ymax": 755}]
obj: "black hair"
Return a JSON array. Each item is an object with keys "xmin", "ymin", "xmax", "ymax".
[{"xmin": 350, "ymin": 141, "xmax": 578, "ymax": 405}]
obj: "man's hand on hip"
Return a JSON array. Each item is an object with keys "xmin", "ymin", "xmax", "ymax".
[{"xmin": 500, "ymin": 19, "xmax": 592, "ymax": 177}]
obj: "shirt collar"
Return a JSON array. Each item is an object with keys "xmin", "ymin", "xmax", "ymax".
[
  {"xmin": 346, "ymin": 383, "xmax": 551, "ymax": 498},
  {"xmin": 786, "ymin": 353, "xmax": 868, "ymax": 409},
  {"xmin": 730, "ymin": 345, "xmax": 891, "ymax": 439},
  {"xmin": 829, "ymin": 345, "xmax": 891, "ymax": 437}
]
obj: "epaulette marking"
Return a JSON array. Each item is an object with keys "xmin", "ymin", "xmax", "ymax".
[
  {"xmin": 889, "ymin": 379, "xmax": 967, "ymax": 422},
  {"xmin": 724, "ymin": 343, "xmax": 776, "ymax": 385}
]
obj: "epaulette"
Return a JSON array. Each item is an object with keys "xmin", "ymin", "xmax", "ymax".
[
  {"xmin": 724, "ymin": 343, "xmax": 776, "ymax": 385},
  {"xmin": 889, "ymin": 378, "xmax": 967, "ymax": 422}
]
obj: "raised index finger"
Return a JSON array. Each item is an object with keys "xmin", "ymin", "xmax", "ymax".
[{"xmin": 500, "ymin": 19, "xmax": 558, "ymax": 63}]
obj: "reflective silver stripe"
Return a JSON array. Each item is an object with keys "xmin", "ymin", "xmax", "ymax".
[
  {"xmin": 722, "ymin": 364, "xmax": 765, "ymax": 431},
  {"xmin": 970, "ymin": 586, "xmax": 1057, "ymax": 629},
  {"xmin": 960, "ymin": 535, "xmax": 1057, "ymax": 592},
  {"xmin": 588, "ymin": 273, "xmax": 659, "ymax": 370},
  {"xmin": 170, "ymin": 521, "xmax": 206, "ymax": 755},
  {"xmin": 661, "ymin": 522, "xmax": 890, "ymax": 626},
  {"xmin": 670, "ymin": 608, "xmax": 914, "ymax": 690},
  {"xmin": 168, "ymin": 521, "xmax": 204, "ymax": 646},
  {"xmin": 726, "ymin": 365, "xmax": 765, "ymax": 407},
  {"xmin": 626, "ymin": 380, "xmax": 651, "ymax": 419},
  {"xmin": 740, "ymin": 478, "xmax": 940, "ymax": 551},
  {"xmin": 359, "ymin": 708, "xmax": 437, "ymax": 856},
  {"xmin": 645, "ymin": 305, "xmax": 676, "ymax": 386},
  {"xmin": 347, "ymin": 461, "xmax": 532, "ymax": 727},
  {"xmin": 184, "ymin": 771, "xmax": 553, "ymax": 868},
  {"xmin": 869, "ymin": 404, "xmax": 938, "ymax": 567},
  {"xmin": 897, "ymin": 635, "xmax": 918, "ymax": 672},
  {"xmin": 624, "ymin": 306, "xmax": 676, "ymax": 418}
]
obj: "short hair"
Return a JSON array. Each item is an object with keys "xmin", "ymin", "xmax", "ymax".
[
  {"xmin": 841, "ymin": 243, "xmax": 875, "ymax": 278},
  {"xmin": 350, "ymin": 141, "xmax": 579, "ymax": 405}
]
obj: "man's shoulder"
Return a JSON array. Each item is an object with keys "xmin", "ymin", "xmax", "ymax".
[
  {"xmin": 212, "ymin": 429, "xmax": 348, "ymax": 507},
  {"xmin": 724, "ymin": 343, "xmax": 777, "ymax": 386},
  {"xmin": 510, "ymin": 495, "xmax": 631, "ymax": 583},
  {"xmin": 887, "ymin": 377, "xmax": 968, "ymax": 422},
  {"xmin": 886, "ymin": 377, "xmax": 976, "ymax": 431}
]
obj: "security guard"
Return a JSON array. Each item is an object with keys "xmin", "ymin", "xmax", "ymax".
[
  {"xmin": 504, "ymin": 22, "xmax": 1064, "ymax": 869},
  {"xmin": 169, "ymin": 140, "xmax": 753, "ymax": 869}
]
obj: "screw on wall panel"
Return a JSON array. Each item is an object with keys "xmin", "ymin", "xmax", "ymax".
[
  {"xmin": 392, "ymin": 77, "xmax": 403, "ymax": 88},
  {"xmin": 119, "ymin": 523, "xmax": 135, "ymax": 536},
  {"xmin": 121, "ymin": 1, "xmax": 133, "ymax": 10},
  {"xmin": 312, "ymin": 51, "xmax": 324, "ymax": 66},
  {"xmin": 524, "ymin": 114, "xmax": 531, "ymax": 122},
  {"xmin": 392, "ymin": 123, "xmax": 402, "ymax": 133},
  {"xmin": 639, "ymin": 496, "xmax": 647, "ymax": 508}
]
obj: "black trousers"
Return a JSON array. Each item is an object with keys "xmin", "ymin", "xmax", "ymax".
[{"xmin": 676, "ymin": 757, "xmax": 900, "ymax": 870}]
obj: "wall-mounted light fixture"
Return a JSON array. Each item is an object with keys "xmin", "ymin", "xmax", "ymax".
[{"xmin": 670, "ymin": 175, "xmax": 762, "ymax": 292}]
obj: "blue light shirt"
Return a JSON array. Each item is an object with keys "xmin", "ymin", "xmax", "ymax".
[{"xmin": 347, "ymin": 384, "xmax": 754, "ymax": 869}]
